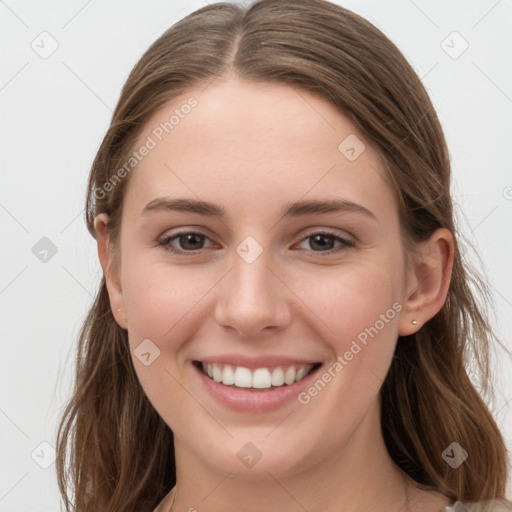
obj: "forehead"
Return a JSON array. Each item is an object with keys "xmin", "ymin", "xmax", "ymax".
[{"xmin": 124, "ymin": 78, "xmax": 396, "ymax": 222}]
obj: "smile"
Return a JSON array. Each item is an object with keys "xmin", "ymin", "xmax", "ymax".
[{"xmin": 196, "ymin": 361, "xmax": 321, "ymax": 391}]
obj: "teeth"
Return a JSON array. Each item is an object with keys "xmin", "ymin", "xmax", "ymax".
[
  {"xmin": 270, "ymin": 367, "xmax": 285, "ymax": 386},
  {"xmin": 295, "ymin": 366, "xmax": 308, "ymax": 382},
  {"xmin": 284, "ymin": 367, "xmax": 296, "ymax": 385},
  {"xmin": 234, "ymin": 366, "xmax": 252, "ymax": 388},
  {"xmin": 201, "ymin": 362, "xmax": 315, "ymax": 389},
  {"xmin": 252, "ymin": 368, "xmax": 272, "ymax": 389},
  {"xmin": 212, "ymin": 364, "xmax": 222, "ymax": 383},
  {"xmin": 222, "ymin": 365, "xmax": 235, "ymax": 385}
]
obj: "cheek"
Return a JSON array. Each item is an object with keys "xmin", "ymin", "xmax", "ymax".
[
  {"xmin": 298, "ymin": 261, "xmax": 402, "ymax": 349},
  {"xmin": 122, "ymin": 255, "xmax": 218, "ymax": 345},
  {"xmin": 295, "ymin": 262, "xmax": 403, "ymax": 406},
  {"xmin": 120, "ymin": 257, "xmax": 215, "ymax": 429}
]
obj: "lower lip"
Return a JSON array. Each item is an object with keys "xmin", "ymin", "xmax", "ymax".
[{"xmin": 193, "ymin": 363, "xmax": 321, "ymax": 412}]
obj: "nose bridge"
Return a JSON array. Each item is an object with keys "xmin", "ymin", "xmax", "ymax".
[
  {"xmin": 214, "ymin": 241, "xmax": 290, "ymax": 337},
  {"xmin": 233, "ymin": 245, "xmax": 273, "ymax": 299}
]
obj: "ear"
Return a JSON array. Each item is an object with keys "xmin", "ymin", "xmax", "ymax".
[
  {"xmin": 399, "ymin": 228, "xmax": 454, "ymax": 336},
  {"xmin": 94, "ymin": 213, "xmax": 127, "ymax": 329}
]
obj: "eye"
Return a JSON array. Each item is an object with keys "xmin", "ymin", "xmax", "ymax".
[
  {"xmin": 295, "ymin": 231, "xmax": 355, "ymax": 253},
  {"xmin": 158, "ymin": 231, "xmax": 214, "ymax": 254}
]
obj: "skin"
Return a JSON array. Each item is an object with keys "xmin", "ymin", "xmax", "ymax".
[{"xmin": 96, "ymin": 78, "xmax": 454, "ymax": 512}]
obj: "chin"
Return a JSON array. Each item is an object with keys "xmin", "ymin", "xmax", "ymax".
[{"xmin": 194, "ymin": 433, "xmax": 320, "ymax": 480}]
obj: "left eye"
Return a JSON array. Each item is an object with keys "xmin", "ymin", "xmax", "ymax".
[
  {"xmin": 295, "ymin": 232, "xmax": 354, "ymax": 253},
  {"xmin": 158, "ymin": 231, "xmax": 354, "ymax": 255}
]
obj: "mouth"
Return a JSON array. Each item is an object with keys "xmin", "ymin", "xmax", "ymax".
[{"xmin": 194, "ymin": 361, "xmax": 322, "ymax": 391}]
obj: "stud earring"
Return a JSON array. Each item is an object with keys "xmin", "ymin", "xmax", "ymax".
[{"xmin": 412, "ymin": 319, "xmax": 418, "ymax": 325}]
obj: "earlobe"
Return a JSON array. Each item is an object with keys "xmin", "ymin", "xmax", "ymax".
[
  {"xmin": 398, "ymin": 228, "xmax": 454, "ymax": 336},
  {"xmin": 94, "ymin": 214, "xmax": 128, "ymax": 329}
]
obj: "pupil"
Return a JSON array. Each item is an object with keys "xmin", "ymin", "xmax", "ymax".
[
  {"xmin": 181, "ymin": 233, "xmax": 203, "ymax": 250},
  {"xmin": 311, "ymin": 234, "xmax": 333, "ymax": 251}
]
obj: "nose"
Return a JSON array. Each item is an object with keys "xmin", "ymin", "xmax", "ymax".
[{"xmin": 214, "ymin": 248, "xmax": 292, "ymax": 338}]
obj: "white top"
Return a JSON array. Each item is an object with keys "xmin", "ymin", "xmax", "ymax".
[{"xmin": 442, "ymin": 500, "xmax": 512, "ymax": 512}]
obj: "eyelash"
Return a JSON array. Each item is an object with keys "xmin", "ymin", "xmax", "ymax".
[{"xmin": 157, "ymin": 230, "xmax": 355, "ymax": 256}]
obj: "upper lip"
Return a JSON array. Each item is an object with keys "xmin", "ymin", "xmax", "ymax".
[{"xmin": 194, "ymin": 355, "xmax": 321, "ymax": 369}]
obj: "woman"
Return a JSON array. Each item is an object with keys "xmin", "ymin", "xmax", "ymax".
[{"xmin": 56, "ymin": 1, "xmax": 512, "ymax": 511}]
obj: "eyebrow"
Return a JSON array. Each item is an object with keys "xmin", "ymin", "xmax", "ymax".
[{"xmin": 141, "ymin": 197, "xmax": 377, "ymax": 221}]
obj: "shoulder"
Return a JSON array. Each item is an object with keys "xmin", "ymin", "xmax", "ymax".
[{"xmin": 443, "ymin": 499, "xmax": 512, "ymax": 512}]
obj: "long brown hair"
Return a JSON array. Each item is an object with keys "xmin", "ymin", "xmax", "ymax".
[{"xmin": 56, "ymin": 1, "xmax": 510, "ymax": 510}]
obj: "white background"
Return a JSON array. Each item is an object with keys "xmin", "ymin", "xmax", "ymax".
[{"xmin": 1, "ymin": 0, "xmax": 511, "ymax": 510}]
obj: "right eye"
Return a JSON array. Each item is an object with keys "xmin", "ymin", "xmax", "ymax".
[{"xmin": 158, "ymin": 231, "xmax": 215, "ymax": 255}]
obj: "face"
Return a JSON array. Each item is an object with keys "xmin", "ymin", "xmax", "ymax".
[{"xmin": 105, "ymin": 78, "xmax": 415, "ymax": 478}]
